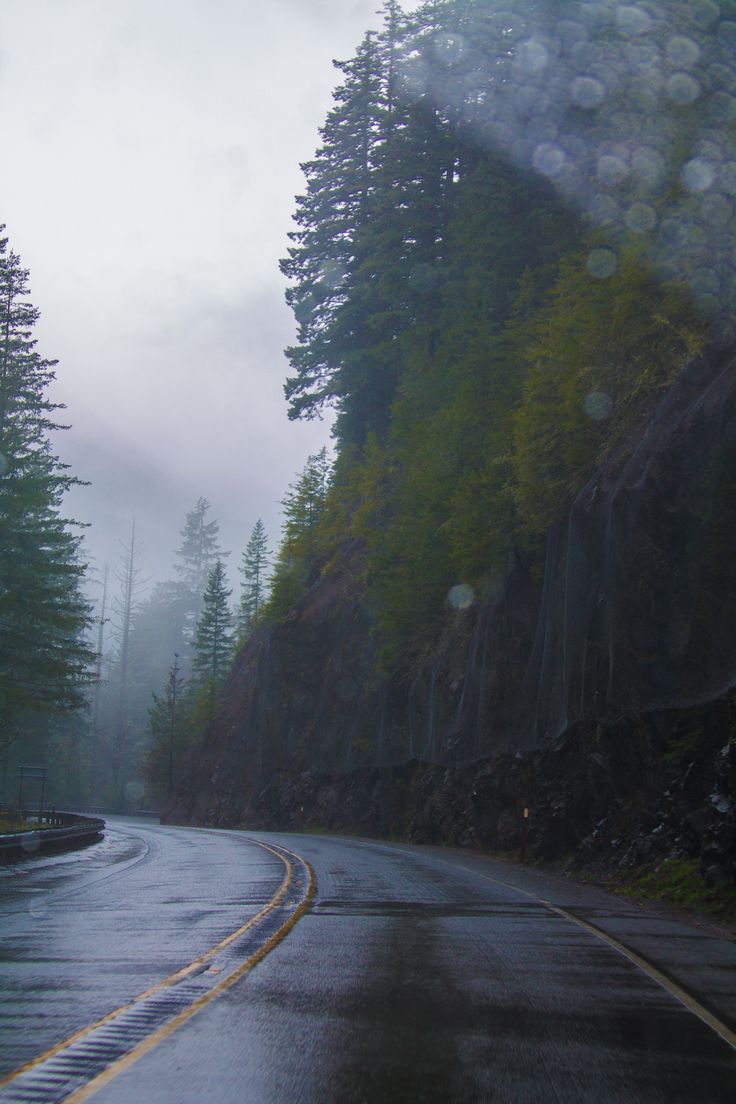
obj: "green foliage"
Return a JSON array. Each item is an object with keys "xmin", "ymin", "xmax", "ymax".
[
  {"xmin": 0, "ymin": 227, "xmax": 94, "ymax": 745},
  {"xmin": 174, "ymin": 497, "xmax": 228, "ymax": 640},
  {"xmin": 267, "ymin": 449, "xmax": 332, "ymax": 620},
  {"xmin": 191, "ymin": 560, "xmax": 234, "ymax": 723},
  {"xmin": 143, "ymin": 655, "xmax": 187, "ymax": 801},
  {"xmin": 512, "ymin": 248, "xmax": 704, "ymax": 536},
  {"xmin": 272, "ymin": 1, "xmax": 714, "ymax": 670},
  {"xmin": 236, "ymin": 519, "xmax": 270, "ymax": 642},
  {"xmin": 621, "ymin": 858, "xmax": 736, "ymax": 921}
]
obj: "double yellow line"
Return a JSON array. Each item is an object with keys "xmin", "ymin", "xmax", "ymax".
[{"xmin": 0, "ymin": 839, "xmax": 315, "ymax": 1103}]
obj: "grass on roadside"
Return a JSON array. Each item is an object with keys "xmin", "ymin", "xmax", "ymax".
[{"xmin": 618, "ymin": 858, "xmax": 736, "ymax": 922}]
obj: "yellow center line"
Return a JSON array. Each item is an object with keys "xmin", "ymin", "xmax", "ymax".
[
  {"xmin": 0, "ymin": 838, "xmax": 295, "ymax": 1090},
  {"xmin": 63, "ymin": 847, "xmax": 316, "ymax": 1104}
]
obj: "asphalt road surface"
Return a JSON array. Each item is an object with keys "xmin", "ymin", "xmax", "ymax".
[{"xmin": 0, "ymin": 817, "xmax": 734, "ymax": 1102}]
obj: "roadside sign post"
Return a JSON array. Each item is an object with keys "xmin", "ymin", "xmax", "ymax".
[{"xmin": 17, "ymin": 766, "xmax": 49, "ymax": 820}]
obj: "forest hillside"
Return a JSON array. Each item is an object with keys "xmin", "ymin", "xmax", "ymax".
[{"xmin": 168, "ymin": 0, "xmax": 736, "ymax": 896}]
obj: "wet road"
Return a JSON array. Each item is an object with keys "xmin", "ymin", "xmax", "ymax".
[{"xmin": 0, "ymin": 819, "xmax": 734, "ymax": 1102}]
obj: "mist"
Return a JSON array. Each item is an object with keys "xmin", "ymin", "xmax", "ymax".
[{"xmin": 0, "ymin": 0, "xmax": 421, "ymax": 588}]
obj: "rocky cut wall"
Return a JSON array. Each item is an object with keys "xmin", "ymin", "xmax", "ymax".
[{"xmin": 169, "ymin": 342, "xmax": 736, "ymax": 833}]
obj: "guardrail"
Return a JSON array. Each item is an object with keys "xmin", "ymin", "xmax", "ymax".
[{"xmin": 0, "ymin": 810, "xmax": 105, "ymax": 860}]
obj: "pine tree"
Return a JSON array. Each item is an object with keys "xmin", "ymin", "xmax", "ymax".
[
  {"xmin": 236, "ymin": 519, "xmax": 270, "ymax": 641},
  {"xmin": 174, "ymin": 497, "xmax": 228, "ymax": 640},
  {"xmin": 108, "ymin": 519, "xmax": 147, "ymax": 803},
  {"xmin": 267, "ymin": 449, "xmax": 332, "ymax": 619},
  {"xmin": 0, "ymin": 227, "xmax": 94, "ymax": 747},
  {"xmin": 144, "ymin": 654, "xmax": 185, "ymax": 800},
  {"xmin": 281, "ymin": 31, "xmax": 384, "ymax": 422},
  {"xmin": 191, "ymin": 560, "xmax": 233, "ymax": 724}
]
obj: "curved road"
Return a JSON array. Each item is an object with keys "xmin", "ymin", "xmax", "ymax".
[{"xmin": 0, "ymin": 817, "xmax": 734, "ymax": 1102}]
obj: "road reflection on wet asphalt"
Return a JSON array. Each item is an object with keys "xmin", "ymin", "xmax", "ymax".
[{"xmin": 0, "ymin": 821, "xmax": 734, "ymax": 1102}]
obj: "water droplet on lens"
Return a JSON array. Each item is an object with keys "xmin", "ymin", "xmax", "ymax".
[
  {"xmin": 681, "ymin": 158, "xmax": 715, "ymax": 193},
  {"xmin": 433, "ymin": 32, "xmax": 467, "ymax": 66},
  {"xmin": 515, "ymin": 39, "xmax": 549, "ymax": 75},
  {"xmin": 688, "ymin": 0, "xmax": 721, "ymax": 30},
  {"xmin": 533, "ymin": 143, "xmax": 566, "ymax": 178},
  {"xmin": 626, "ymin": 202, "xmax": 657, "ymax": 232},
  {"xmin": 666, "ymin": 73, "xmax": 702, "ymax": 104},
  {"xmin": 616, "ymin": 5, "xmax": 654, "ymax": 37},
  {"xmin": 584, "ymin": 392, "xmax": 614, "ymax": 421},
  {"xmin": 693, "ymin": 292, "xmax": 721, "ymax": 318},
  {"xmin": 666, "ymin": 36, "xmax": 702, "ymax": 69},
  {"xmin": 589, "ymin": 194, "xmax": 621, "ymax": 227},
  {"xmin": 124, "ymin": 780, "xmax": 144, "ymax": 802},
  {"xmin": 319, "ymin": 260, "xmax": 346, "ymax": 291},
  {"xmin": 597, "ymin": 154, "xmax": 629, "ymax": 187},
  {"xmin": 587, "ymin": 248, "xmax": 619, "ymax": 279},
  {"xmin": 571, "ymin": 75, "xmax": 606, "ymax": 108},
  {"xmin": 448, "ymin": 584, "xmax": 475, "ymax": 612},
  {"xmin": 632, "ymin": 148, "xmax": 666, "ymax": 188}
]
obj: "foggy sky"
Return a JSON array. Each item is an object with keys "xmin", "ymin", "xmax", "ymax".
[{"xmin": 0, "ymin": 0, "xmax": 419, "ymax": 589}]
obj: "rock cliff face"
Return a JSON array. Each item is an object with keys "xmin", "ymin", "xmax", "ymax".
[{"xmin": 168, "ymin": 344, "xmax": 736, "ymax": 882}]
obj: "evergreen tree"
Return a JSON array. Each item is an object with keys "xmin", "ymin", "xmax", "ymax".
[
  {"xmin": 267, "ymin": 449, "xmax": 332, "ymax": 619},
  {"xmin": 108, "ymin": 519, "xmax": 146, "ymax": 802},
  {"xmin": 236, "ymin": 519, "xmax": 270, "ymax": 641},
  {"xmin": 174, "ymin": 497, "xmax": 228, "ymax": 640},
  {"xmin": 144, "ymin": 654, "xmax": 185, "ymax": 801},
  {"xmin": 281, "ymin": 31, "xmax": 385, "ymax": 423},
  {"xmin": 191, "ymin": 560, "xmax": 233, "ymax": 723},
  {"xmin": 0, "ymin": 227, "xmax": 94, "ymax": 746}
]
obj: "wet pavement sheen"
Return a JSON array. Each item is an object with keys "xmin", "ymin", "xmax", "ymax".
[{"xmin": 1, "ymin": 823, "xmax": 734, "ymax": 1102}]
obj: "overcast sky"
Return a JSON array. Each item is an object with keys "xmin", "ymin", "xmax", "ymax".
[{"xmin": 0, "ymin": 0, "xmax": 420, "ymax": 589}]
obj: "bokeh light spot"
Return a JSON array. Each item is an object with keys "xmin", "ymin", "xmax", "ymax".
[
  {"xmin": 516, "ymin": 39, "xmax": 550, "ymax": 75},
  {"xmin": 666, "ymin": 72, "xmax": 702, "ymax": 104},
  {"xmin": 571, "ymin": 76, "xmax": 607, "ymax": 109},
  {"xmin": 448, "ymin": 584, "xmax": 475, "ymax": 612},
  {"xmin": 533, "ymin": 143, "xmax": 566, "ymax": 178},
  {"xmin": 688, "ymin": 0, "xmax": 722, "ymax": 30},
  {"xmin": 584, "ymin": 392, "xmax": 614, "ymax": 421},
  {"xmin": 20, "ymin": 833, "xmax": 41, "ymax": 854},
  {"xmin": 631, "ymin": 147, "xmax": 666, "ymax": 188},
  {"xmin": 586, "ymin": 248, "xmax": 619, "ymax": 279},
  {"xmin": 666, "ymin": 35, "xmax": 702, "ymax": 69},
  {"xmin": 681, "ymin": 158, "xmax": 715, "ymax": 193},
  {"xmin": 433, "ymin": 33, "xmax": 467, "ymax": 66},
  {"xmin": 616, "ymin": 6, "xmax": 654, "ymax": 37},
  {"xmin": 124, "ymin": 780, "xmax": 145, "ymax": 803},
  {"xmin": 626, "ymin": 201, "xmax": 658, "ymax": 232},
  {"xmin": 597, "ymin": 154, "xmax": 629, "ymax": 187},
  {"xmin": 319, "ymin": 260, "xmax": 346, "ymax": 291}
]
